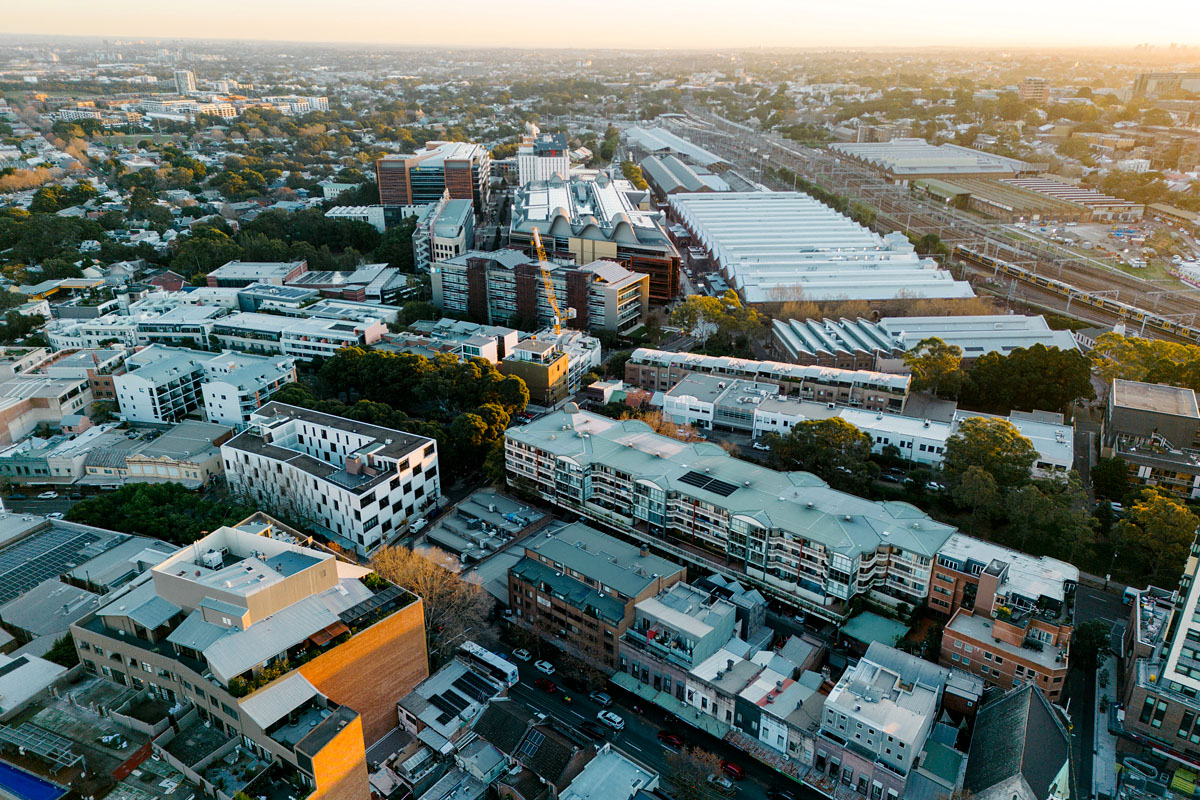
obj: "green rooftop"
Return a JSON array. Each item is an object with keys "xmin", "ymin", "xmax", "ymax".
[{"xmin": 841, "ymin": 611, "xmax": 910, "ymax": 647}]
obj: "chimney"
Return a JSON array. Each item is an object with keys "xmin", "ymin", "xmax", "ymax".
[
  {"xmin": 639, "ymin": 544, "xmax": 649, "ymax": 557},
  {"xmin": 776, "ymin": 680, "xmax": 783, "ymax": 692},
  {"xmin": 726, "ymin": 659, "xmax": 734, "ymax": 671}
]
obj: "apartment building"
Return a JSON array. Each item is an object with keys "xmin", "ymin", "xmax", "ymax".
[
  {"xmin": 432, "ymin": 250, "xmax": 650, "ymax": 335},
  {"xmin": 509, "ymin": 173, "xmax": 680, "ymax": 304},
  {"xmin": 1122, "ymin": 538, "xmax": 1200, "ymax": 761},
  {"xmin": 935, "ymin": 533, "xmax": 1077, "ymax": 702},
  {"xmin": 504, "ymin": 406, "xmax": 957, "ymax": 622},
  {"xmin": 508, "ymin": 522, "xmax": 684, "ymax": 668},
  {"xmin": 625, "ymin": 348, "xmax": 911, "ymax": 413},
  {"xmin": 390, "ymin": 318, "xmax": 520, "ymax": 364},
  {"xmin": 1018, "ymin": 77, "xmax": 1051, "ymax": 104},
  {"xmin": 517, "ymin": 131, "xmax": 569, "ymax": 186},
  {"xmin": 135, "ymin": 305, "xmax": 228, "ymax": 348},
  {"xmin": 200, "ymin": 351, "xmax": 298, "ymax": 426},
  {"xmin": 114, "ymin": 345, "xmax": 296, "ymax": 425},
  {"xmin": 619, "ymin": 582, "xmax": 738, "ymax": 701},
  {"xmin": 813, "ymin": 643, "xmax": 951, "ymax": 800},
  {"xmin": 411, "ymin": 198, "xmax": 475, "ymax": 274},
  {"xmin": 211, "ymin": 312, "xmax": 387, "ymax": 360},
  {"xmin": 222, "ymin": 403, "xmax": 440, "ymax": 555},
  {"xmin": 500, "ymin": 338, "xmax": 569, "ymax": 407},
  {"xmin": 376, "ymin": 142, "xmax": 491, "ymax": 211},
  {"xmin": 1105, "ymin": 379, "xmax": 1200, "ymax": 499},
  {"xmin": 70, "ymin": 517, "xmax": 429, "ymax": 800},
  {"xmin": 288, "ymin": 263, "xmax": 412, "ymax": 305},
  {"xmin": 531, "ymin": 329, "xmax": 602, "ymax": 394}
]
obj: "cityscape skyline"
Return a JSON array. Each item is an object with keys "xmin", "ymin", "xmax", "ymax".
[{"xmin": 4, "ymin": 0, "xmax": 1200, "ymax": 49}]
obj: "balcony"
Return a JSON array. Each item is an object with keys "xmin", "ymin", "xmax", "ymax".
[{"xmin": 623, "ymin": 628, "xmax": 696, "ymax": 670}]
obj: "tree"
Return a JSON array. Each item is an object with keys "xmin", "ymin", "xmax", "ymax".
[
  {"xmin": 1091, "ymin": 457, "xmax": 1130, "ymax": 502},
  {"xmin": 943, "ymin": 416, "xmax": 1038, "ymax": 489},
  {"xmin": 960, "ymin": 345, "xmax": 1095, "ymax": 415},
  {"xmin": 45, "ymin": 634, "xmax": 79, "ymax": 668},
  {"xmin": 483, "ymin": 439, "xmax": 508, "ymax": 485},
  {"xmin": 1072, "ymin": 619, "xmax": 1113, "ymax": 668},
  {"xmin": 399, "ymin": 301, "xmax": 439, "ymax": 326},
  {"xmin": 370, "ymin": 546, "xmax": 490, "ymax": 669},
  {"xmin": 768, "ymin": 417, "xmax": 875, "ymax": 493},
  {"xmin": 66, "ymin": 484, "xmax": 254, "ymax": 545},
  {"xmin": 1117, "ymin": 490, "xmax": 1200, "ymax": 583},
  {"xmin": 670, "ymin": 291, "xmax": 764, "ymax": 357},
  {"xmin": 663, "ymin": 746, "xmax": 724, "ymax": 800},
  {"xmin": 952, "ymin": 466, "xmax": 1000, "ymax": 524},
  {"xmin": 903, "ymin": 337, "xmax": 963, "ymax": 396},
  {"xmin": 377, "ymin": 216, "xmax": 418, "ymax": 271}
]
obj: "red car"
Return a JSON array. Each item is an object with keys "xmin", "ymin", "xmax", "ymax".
[
  {"xmin": 657, "ymin": 731, "xmax": 684, "ymax": 747},
  {"xmin": 721, "ymin": 760, "xmax": 745, "ymax": 780},
  {"xmin": 534, "ymin": 678, "xmax": 558, "ymax": 693}
]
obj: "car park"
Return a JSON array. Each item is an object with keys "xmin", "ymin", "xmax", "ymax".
[
  {"xmin": 589, "ymin": 691, "xmax": 612, "ymax": 707},
  {"xmin": 534, "ymin": 660, "xmax": 556, "ymax": 675},
  {"xmin": 512, "ymin": 649, "xmax": 531, "ymax": 662},
  {"xmin": 596, "ymin": 710, "xmax": 624, "ymax": 730}
]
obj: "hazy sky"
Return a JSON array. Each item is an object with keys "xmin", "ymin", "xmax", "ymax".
[{"xmin": 4, "ymin": 0, "xmax": 1200, "ymax": 49}]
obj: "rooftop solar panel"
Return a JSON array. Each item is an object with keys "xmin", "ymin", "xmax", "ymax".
[{"xmin": 677, "ymin": 470, "xmax": 740, "ymax": 498}]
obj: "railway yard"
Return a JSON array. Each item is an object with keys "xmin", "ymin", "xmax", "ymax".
[{"xmin": 668, "ymin": 112, "xmax": 1200, "ymax": 343}]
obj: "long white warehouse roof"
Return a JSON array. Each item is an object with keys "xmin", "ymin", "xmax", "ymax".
[{"xmin": 669, "ymin": 192, "xmax": 975, "ymax": 303}]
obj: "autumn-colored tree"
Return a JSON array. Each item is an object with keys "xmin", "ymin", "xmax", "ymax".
[
  {"xmin": 903, "ymin": 337, "xmax": 964, "ymax": 397},
  {"xmin": 370, "ymin": 547, "xmax": 491, "ymax": 669},
  {"xmin": 1117, "ymin": 490, "xmax": 1200, "ymax": 584},
  {"xmin": 663, "ymin": 746, "xmax": 724, "ymax": 800}
]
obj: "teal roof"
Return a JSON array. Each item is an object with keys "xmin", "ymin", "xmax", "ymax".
[
  {"xmin": 510, "ymin": 556, "xmax": 626, "ymax": 625},
  {"xmin": 841, "ymin": 611, "xmax": 909, "ymax": 646},
  {"xmin": 921, "ymin": 740, "xmax": 964, "ymax": 784}
]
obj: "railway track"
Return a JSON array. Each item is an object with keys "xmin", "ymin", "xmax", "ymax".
[{"xmin": 668, "ymin": 112, "xmax": 1200, "ymax": 339}]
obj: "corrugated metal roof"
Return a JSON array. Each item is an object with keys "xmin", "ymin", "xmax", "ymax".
[
  {"xmin": 204, "ymin": 596, "xmax": 338, "ymax": 683},
  {"xmin": 239, "ymin": 672, "xmax": 320, "ymax": 729}
]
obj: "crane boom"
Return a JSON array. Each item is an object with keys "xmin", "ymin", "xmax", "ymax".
[{"xmin": 531, "ymin": 228, "xmax": 564, "ymax": 334}]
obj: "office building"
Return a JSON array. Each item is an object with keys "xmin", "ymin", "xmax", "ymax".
[
  {"xmin": 222, "ymin": 403, "xmax": 440, "ymax": 555},
  {"xmin": 70, "ymin": 517, "xmax": 430, "ymax": 800},
  {"xmin": 625, "ymin": 348, "xmax": 911, "ymax": 412},
  {"xmin": 500, "ymin": 338, "xmax": 570, "ymax": 407},
  {"xmin": 510, "ymin": 173, "xmax": 680, "ymax": 304},
  {"xmin": 135, "ymin": 305, "xmax": 228, "ymax": 349},
  {"xmin": 287, "ymin": 263, "xmax": 411, "ymax": 305},
  {"xmin": 1133, "ymin": 72, "xmax": 1200, "ymax": 98},
  {"xmin": 381, "ymin": 319, "xmax": 520, "ymax": 364},
  {"xmin": 619, "ymin": 582, "xmax": 738, "ymax": 700},
  {"xmin": 433, "ymin": 250, "xmax": 649, "ymax": 334},
  {"xmin": 173, "ymin": 69, "xmax": 196, "ymax": 95},
  {"xmin": 504, "ymin": 405, "xmax": 957, "ymax": 622},
  {"xmin": 1018, "ymin": 77, "xmax": 1051, "ymax": 104},
  {"xmin": 508, "ymin": 522, "xmax": 685, "ymax": 668},
  {"xmin": 771, "ymin": 315, "xmax": 1079, "ymax": 369},
  {"xmin": 814, "ymin": 642, "xmax": 950, "ymax": 800},
  {"xmin": 668, "ymin": 193, "xmax": 974, "ymax": 304},
  {"xmin": 1105, "ymin": 379, "xmax": 1200, "ymax": 499},
  {"xmin": 206, "ymin": 260, "xmax": 309, "ymax": 289},
  {"xmin": 963, "ymin": 684, "xmax": 1071, "ymax": 800},
  {"xmin": 412, "ymin": 198, "xmax": 475, "ymax": 273},
  {"xmin": 517, "ymin": 131, "xmax": 569, "ymax": 186},
  {"xmin": 375, "ymin": 142, "xmax": 491, "ymax": 211},
  {"xmin": 936, "ymin": 533, "xmax": 1077, "ymax": 702},
  {"xmin": 325, "ymin": 205, "xmax": 387, "ymax": 234}
]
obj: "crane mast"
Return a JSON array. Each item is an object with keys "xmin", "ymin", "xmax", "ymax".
[{"xmin": 531, "ymin": 228, "xmax": 566, "ymax": 335}]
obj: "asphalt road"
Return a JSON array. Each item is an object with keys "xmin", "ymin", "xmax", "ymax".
[
  {"xmin": 4, "ymin": 495, "xmax": 82, "ymax": 516},
  {"xmin": 506, "ymin": 657, "xmax": 817, "ymax": 800}
]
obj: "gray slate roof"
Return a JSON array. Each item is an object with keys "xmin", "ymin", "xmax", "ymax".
[{"xmin": 963, "ymin": 683, "xmax": 1070, "ymax": 799}]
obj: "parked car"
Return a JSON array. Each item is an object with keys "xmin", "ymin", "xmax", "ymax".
[
  {"xmin": 534, "ymin": 660, "xmax": 556, "ymax": 675},
  {"xmin": 578, "ymin": 721, "xmax": 607, "ymax": 740},
  {"xmin": 46, "ymin": 512, "xmax": 64, "ymax": 520},
  {"xmin": 880, "ymin": 470, "xmax": 905, "ymax": 484},
  {"xmin": 721, "ymin": 760, "xmax": 745, "ymax": 780},
  {"xmin": 512, "ymin": 649, "xmax": 532, "ymax": 662},
  {"xmin": 752, "ymin": 441, "xmax": 771, "ymax": 451},
  {"xmin": 767, "ymin": 789, "xmax": 797, "ymax": 800},
  {"xmin": 589, "ymin": 691, "xmax": 612, "ymax": 707},
  {"xmin": 707, "ymin": 775, "xmax": 736, "ymax": 796},
  {"xmin": 6, "ymin": 493, "xmax": 26, "ymax": 501},
  {"xmin": 534, "ymin": 678, "xmax": 558, "ymax": 693},
  {"xmin": 37, "ymin": 491, "xmax": 58, "ymax": 499},
  {"xmin": 409, "ymin": 517, "xmax": 429, "ymax": 534},
  {"xmin": 596, "ymin": 710, "xmax": 624, "ymax": 730},
  {"xmin": 69, "ymin": 492, "xmax": 84, "ymax": 499},
  {"xmin": 657, "ymin": 731, "xmax": 684, "ymax": 748}
]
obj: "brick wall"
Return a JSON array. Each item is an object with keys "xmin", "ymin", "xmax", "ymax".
[
  {"xmin": 310, "ymin": 713, "xmax": 371, "ymax": 800},
  {"xmin": 300, "ymin": 599, "xmax": 428, "ymax": 744}
]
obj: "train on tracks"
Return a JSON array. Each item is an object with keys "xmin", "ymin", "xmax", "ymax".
[{"xmin": 954, "ymin": 245, "xmax": 1200, "ymax": 343}]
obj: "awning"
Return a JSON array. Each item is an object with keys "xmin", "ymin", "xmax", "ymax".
[
  {"xmin": 307, "ymin": 621, "xmax": 350, "ymax": 648},
  {"xmin": 610, "ymin": 672, "xmax": 730, "ymax": 738}
]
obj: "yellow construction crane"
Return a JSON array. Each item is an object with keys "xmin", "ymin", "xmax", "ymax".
[{"xmin": 531, "ymin": 228, "xmax": 572, "ymax": 334}]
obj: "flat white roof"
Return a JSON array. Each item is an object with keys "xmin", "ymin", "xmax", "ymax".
[{"xmin": 938, "ymin": 532, "xmax": 1077, "ymax": 604}]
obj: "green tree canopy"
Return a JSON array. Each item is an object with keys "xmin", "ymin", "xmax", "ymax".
[
  {"xmin": 767, "ymin": 417, "xmax": 875, "ymax": 493},
  {"xmin": 960, "ymin": 344, "xmax": 1095, "ymax": 415},
  {"xmin": 66, "ymin": 484, "xmax": 255, "ymax": 545},
  {"xmin": 903, "ymin": 337, "xmax": 963, "ymax": 396},
  {"xmin": 944, "ymin": 416, "xmax": 1038, "ymax": 489},
  {"xmin": 1117, "ymin": 489, "xmax": 1200, "ymax": 584}
]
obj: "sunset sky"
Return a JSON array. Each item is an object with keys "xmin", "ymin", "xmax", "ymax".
[{"xmin": 4, "ymin": 0, "xmax": 1200, "ymax": 49}]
